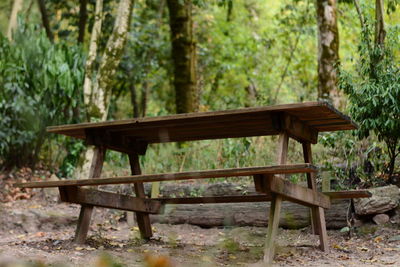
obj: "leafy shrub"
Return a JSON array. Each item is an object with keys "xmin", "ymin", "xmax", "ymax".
[
  {"xmin": 339, "ymin": 25, "xmax": 400, "ymax": 177},
  {"xmin": 0, "ymin": 23, "xmax": 85, "ymax": 170}
]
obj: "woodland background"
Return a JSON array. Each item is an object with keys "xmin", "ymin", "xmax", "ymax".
[{"xmin": 0, "ymin": 0, "xmax": 399, "ymax": 192}]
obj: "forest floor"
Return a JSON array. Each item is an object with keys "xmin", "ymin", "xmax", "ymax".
[{"xmin": 1, "ymin": 195, "xmax": 400, "ymax": 267}]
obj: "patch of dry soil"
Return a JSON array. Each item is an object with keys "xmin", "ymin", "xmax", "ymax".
[{"xmin": 1, "ymin": 198, "xmax": 400, "ymax": 266}]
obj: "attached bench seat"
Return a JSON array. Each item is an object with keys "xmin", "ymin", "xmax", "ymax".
[
  {"xmin": 15, "ymin": 163, "xmax": 371, "ymax": 214},
  {"xmin": 16, "ymin": 163, "xmax": 317, "ymax": 188}
]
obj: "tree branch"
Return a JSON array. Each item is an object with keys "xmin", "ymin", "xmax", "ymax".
[{"xmin": 353, "ymin": 0, "xmax": 365, "ymax": 30}]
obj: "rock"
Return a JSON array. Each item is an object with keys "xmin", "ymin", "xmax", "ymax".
[
  {"xmin": 388, "ymin": 235, "xmax": 400, "ymax": 242},
  {"xmin": 354, "ymin": 185, "xmax": 400, "ymax": 215},
  {"xmin": 353, "ymin": 218, "xmax": 364, "ymax": 227},
  {"xmin": 372, "ymin": 214, "xmax": 390, "ymax": 225}
]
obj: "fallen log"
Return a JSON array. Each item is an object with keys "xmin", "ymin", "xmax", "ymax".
[
  {"xmin": 108, "ymin": 182, "xmax": 350, "ymax": 229},
  {"xmin": 150, "ymin": 199, "xmax": 350, "ymax": 229}
]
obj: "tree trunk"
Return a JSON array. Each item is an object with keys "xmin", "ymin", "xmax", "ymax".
[
  {"xmin": 7, "ymin": 0, "xmax": 23, "ymax": 40},
  {"xmin": 130, "ymin": 83, "xmax": 139, "ymax": 118},
  {"xmin": 167, "ymin": 0, "xmax": 198, "ymax": 114},
  {"xmin": 78, "ymin": 0, "xmax": 88, "ymax": 44},
  {"xmin": 141, "ymin": 81, "xmax": 148, "ymax": 117},
  {"xmin": 83, "ymin": 0, "xmax": 103, "ymax": 122},
  {"xmin": 374, "ymin": 0, "xmax": 385, "ymax": 48},
  {"xmin": 37, "ymin": 0, "xmax": 54, "ymax": 42},
  {"xmin": 316, "ymin": 0, "xmax": 339, "ymax": 105},
  {"xmin": 78, "ymin": 0, "xmax": 134, "ymax": 179},
  {"xmin": 370, "ymin": 0, "xmax": 386, "ymax": 78},
  {"xmin": 151, "ymin": 200, "xmax": 349, "ymax": 229}
]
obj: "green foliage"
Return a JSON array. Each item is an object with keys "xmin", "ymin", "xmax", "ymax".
[
  {"xmin": 319, "ymin": 131, "xmax": 386, "ymax": 188},
  {"xmin": 58, "ymin": 139, "xmax": 85, "ymax": 178},
  {"xmin": 339, "ymin": 25, "xmax": 400, "ymax": 176},
  {"xmin": 0, "ymin": 23, "xmax": 85, "ymax": 170}
]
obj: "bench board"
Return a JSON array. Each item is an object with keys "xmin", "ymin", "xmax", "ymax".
[{"xmin": 15, "ymin": 163, "xmax": 317, "ymax": 188}]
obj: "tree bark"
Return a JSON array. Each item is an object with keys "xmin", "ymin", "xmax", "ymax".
[
  {"xmin": 316, "ymin": 0, "xmax": 339, "ymax": 105},
  {"xmin": 167, "ymin": 0, "xmax": 198, "ymax": 114},
  {"xmin": 140, "ymin": 81, "xmax": 148, "ymax": 117},
  {"xmin": 83, "ymin": 0, "xmax": 103, "ymax": 122},
  {"xmin": 130, "ymin": 83, "xmax": 139, "ymax": 118},
  {"xmin": 78, "ymin": 0, "xmax": 134, "ymax": 179},
  {"xmin": 151, "ymin": 200, "xmax": 349, "ymax": 229},
  {"xmin": 7, "ymin": 0, "xmax": 23, "ymax": 40},
  {"xmin": 37, "ymin": 0, "xmax": 54, "ymax": 42},
  {"xmin": 78, "ymin": 0, "xmax": 88, "ymax": 44},
  {"xmin": 374, "ymin": 0, "xmax": 385, "ymax": 48}
]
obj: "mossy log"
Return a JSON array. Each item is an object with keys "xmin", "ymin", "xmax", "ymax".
[
  {"xmin": 150, "ymin": 200, "xmax": 349, "ymax": 229},
  {"xmin": 112, "ymin": 182, "xmax": 349, "ymax": 229}
]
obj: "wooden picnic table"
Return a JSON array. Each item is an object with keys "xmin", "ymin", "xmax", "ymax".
[{"xmin": 16, "ymin": 101, "xmax": 371, "ymax": 264}]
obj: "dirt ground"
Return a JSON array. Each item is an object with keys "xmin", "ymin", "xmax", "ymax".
[{"xmin": 1, "ymin": 196, "xmax": 400, "ymax": 267}]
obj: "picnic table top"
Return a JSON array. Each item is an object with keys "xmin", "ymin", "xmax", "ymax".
[{"xmin": 47, "ymin": 101, "xmax": 356, "ymax": 151}]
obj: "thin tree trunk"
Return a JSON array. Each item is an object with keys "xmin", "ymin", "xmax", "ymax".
[
  {"xmin": 374, "ymin": 0, "xmax": 385, "ymax": 48},
  {"xmin": 167, "ymin": 0, "xmax": 198, "ymax": 114},
  {"xmin": 25, "ymin": 0, "xmax": 35, "ymax": 23},
  {"xmin": 83, "ymin": 0, "xmax": 103, "ymax": 121},
  {"xmin": 130, "ymin": 82, "xmax": 139, "ymax": 118},
  {"xmin": 7, "ymin": 0, "xmax": 23, "ymax": 40},
  {"xmin": 78, "ymin": 0, "xmax": 134, "ymax": 179},
  {"xmin": 141, "ymin": 81, "xmax": 148, "ymax": 117},
  {"xmin": 353, "ymin": 0, "xmax": 365, "ymax": 29},
  {"xmin": 226, "ymin": 0, "xmax": 233, "ymax": 22},
  {"xmin": 316, "ymin": 0, "xmax": 339, "ymax": 104},
  {"xmin": 94, "ymin": 0, "xmax": 134, "ymax": 121},
  {"xmin": 37, "ymin": 0, "xmax": 54, "ymax": 42},
  {"xmin": 78, "ymin": 0, "xmax": 88, "ymax": 44}
]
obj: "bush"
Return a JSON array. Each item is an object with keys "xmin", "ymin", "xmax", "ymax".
[
  {"xmin": 0, "ymin": 23, "xmax": 85, "ymax": 170},
  {"xmin": 339, "ymin": 25, "xmax": 400, "ymax": 177}
]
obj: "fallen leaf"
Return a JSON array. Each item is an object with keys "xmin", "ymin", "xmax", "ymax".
[{"xmin": 34, "ymin": 232, "xmax": 45, "ymax": 237}]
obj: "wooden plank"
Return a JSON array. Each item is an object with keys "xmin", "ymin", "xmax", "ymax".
[
  {"xmin": 129, "ymin": 153, "xmax": 153, "ymax": 239},
  {"xmin": 74, "ymin": 146, "xmax": 105, "ymax": 244},
  {"xmin": 316, "ymin": 207, "xmax": 329, "ymax": 252},
  {"xmin": 302, "ymin": 142, "xmax": 329, "ymax": 250},
  {"xmin": 276, "ymin": 132, "xmax": 289, "ymax": 165},
  {"xmin": 156, "ymin": 194, "xmax": 272, "ymax": 204},
  {"xmin": 75, "ymin": 205, "xmax": 93, "ymax": 244},
  {"xmin": 85, "ymin": 130, "xmax": 148, "ymax": 155},
  {"xmin": 253, "ymin": 174, "xmax": 265, "ymax": 193},
  {"xmin": 324, "ymin": 190, "xmax": 372, "ymax": 199},
  {"xmin": 59, "ymin": 187, "xmax": 161, "ymax": 214},
  {"xmin": 268, "ymin": 175, "xmax": 331, "ymax": 209},
  {"xmin": 302, "ymin": 142, "xmax": 319, "ymax": 235},
  {"xmin": 264, "ymin": 194, "xmax": 283, "ymax": 264},
  {"xmin": 281, "ymin": 113, "xmax": 319, "ymax": 144},
  {"xmin": 16, "ymin": 164, "xmax": 318, "ymax": 188},
  {"xmin": 263, "ymin": 132, "xmax": 289, "ymax": 264},
  {"xmin": 46, "ymin": 102, "xmax": 357, "ymax": 147}
]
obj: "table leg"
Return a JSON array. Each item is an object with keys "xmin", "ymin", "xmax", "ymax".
[
  {"xmin": 74, "ymin": 146, "xmax": 105, "ymax": 244},
  {"xmin": 264, "ymin": 194, "xmax": 283, "ymax": 265},
  {"xmin": 263, "ymin": 132, "xmax": 288, "ymax": 264},
  {"xmin": 302, "ymin": 142, "xmax": 329, "ymax": 251},
  {"xmin": 129, "ymin": 153, "xmax": 153, "ymax": 239}
]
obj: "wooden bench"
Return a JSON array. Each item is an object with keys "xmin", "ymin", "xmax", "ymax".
[{"xmin": 15, "ymin": 101, "xmax": 371, "ymax": 264}]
